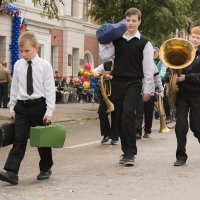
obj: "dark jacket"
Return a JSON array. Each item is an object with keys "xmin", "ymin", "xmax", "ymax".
[{"xmin": 178, "ymin": 47, "xmax": 200, "ymax": 97}]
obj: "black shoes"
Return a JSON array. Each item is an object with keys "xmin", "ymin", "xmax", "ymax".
[
  {"xmin": 119, "ymin": 154, "xmax": 135, "ymax": 166},
  {"xmin": 0, "ymin": 171, "xmax": 18, "ymax": 185},
  {"xmin": 101, "ymin": 136, "xmax": 110, "ymax": 144},
  {"xmin": 37, "ymin": 169, "xmax": 52, "ymax": 180},
  {"xmin": 136, "ymin": 133, "xmax": 142, "ymax": 139},
  {"xmin": 111, "ymin": 140, "xmax": 118, "ymax": 145},
  {"xmin": 174, "ymin": 160, "xmax": 186, "ymax": 166},
  {"xmin": 143, "ymin": 133, "xmax": 150, "ymax": 138}
]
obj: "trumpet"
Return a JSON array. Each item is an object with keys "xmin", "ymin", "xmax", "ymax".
[{"xmin": 99, "ymin": 72, "xmax": 114, "ymax": 113}]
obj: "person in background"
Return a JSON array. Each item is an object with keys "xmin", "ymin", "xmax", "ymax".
[
  {"xmin": 0, "ymin": 31, "xmax": 55, "ymax": 185},
  {"xmin": 92, "ymin": 59, "xmax": 119, "ymax": 145},
  {"xmin": 153, "ymin": 47, "xmax": 170, "ymax": 120},
  {"xmin": 99, "ymin": 8, "xmax": 155, "ymax": 166},
  {"xmin": 0, "ymin": 61, "xmax": 12, "ymax": 108},
  {"xmin": 135, "ymin": 64, "xmax": 164, "ymax": 139}
]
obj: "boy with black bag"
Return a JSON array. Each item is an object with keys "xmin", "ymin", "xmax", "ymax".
[{"xmin": 0, "ymin": 31, "xmax": 55, "ymax": 185}]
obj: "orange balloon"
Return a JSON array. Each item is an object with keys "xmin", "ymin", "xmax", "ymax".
[{"xmin": 83, "ymin": 81, "xmax": 90, "ymax": 89}]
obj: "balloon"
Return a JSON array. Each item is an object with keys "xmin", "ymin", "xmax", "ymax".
[
  {"xmin": 80, "ymin": 77, "xmax": 87, "ymax": 83},
  {"xmin": 84, "ymin": 63, "xmax": 91, "ymax": 71},
  {"xmin": 83, "ymin": 81, "xmax": 90, "ymax": 89},
  {"xmin": 83, "ymin": 71, "xmax": 91, "ymax": 78},
  {"xmin": 90, "ymin": 82, "xmax": 96, "ymax": 89}
]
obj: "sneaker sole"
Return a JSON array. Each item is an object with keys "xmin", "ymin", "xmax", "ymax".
[
  {"xmin": 119, "ymin": 161, "xmax": 126, "ymax": 164},
  {"xmin": 125, "ymin": 162, "xmax": 135, "ymax": 166},
  {"xmin": 0, "ymin": 173, "xmax": 18, "ymax": 185},
  {"xmin": 174, "ymin": 162, "xmax": 186, "ymax": 166}
]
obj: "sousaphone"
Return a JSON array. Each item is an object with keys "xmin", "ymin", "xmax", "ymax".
[{"xmin": 159, "ymin": 38, "xmax": 195, "ymax": 110}]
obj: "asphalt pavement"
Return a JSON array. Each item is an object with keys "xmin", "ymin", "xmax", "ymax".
[{"xmin": 1, "ymin": 103, "xmax": 200, "ymax": 200}]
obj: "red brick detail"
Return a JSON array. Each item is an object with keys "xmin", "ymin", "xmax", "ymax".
[
  {"xmin": 50, "ymin": 29, "xmax": 63, "ymax": 75},
  {"xmin": 84, "ymin": 35, "xmax": 99, "ymax": 67}
]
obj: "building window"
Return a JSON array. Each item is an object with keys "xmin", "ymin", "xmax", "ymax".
[
  {"xmin": 71, "ymin": 0, "xmax": 79, "ymax": 18},
  {"xmin": 84, "ymin": 51, "xmax": 94, "ymax": 68},
  {"xmin": 83, "ymin": 0, "xmax": 88, "ymax": 20}
]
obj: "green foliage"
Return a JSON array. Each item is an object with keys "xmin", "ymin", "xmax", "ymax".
[
  {"xmin": 87, "ymin": 0, "xmax": 194, "ymax": 45},
  {"xmin": 0, "ymin": 0, "xmax": 64, "ymax": 19}
]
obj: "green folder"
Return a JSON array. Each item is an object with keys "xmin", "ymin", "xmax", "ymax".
[{"xmin": 30, "ymin": 124, "xmax": 66, "ymax": 148}]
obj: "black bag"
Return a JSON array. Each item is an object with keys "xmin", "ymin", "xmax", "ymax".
[{"xmin": 0, "ymin": 122, "xmax": 15, "ymax": 147}]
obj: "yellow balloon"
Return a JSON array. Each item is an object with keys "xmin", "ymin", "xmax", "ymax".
[{"xmin": 83, "ymin": 81, "xmax": 90, "ymax": 89}]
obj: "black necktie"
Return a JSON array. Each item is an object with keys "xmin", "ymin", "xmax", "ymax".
[{"xmin": 27, "ymin": 61, "xmax": 33, "ymax": 95}]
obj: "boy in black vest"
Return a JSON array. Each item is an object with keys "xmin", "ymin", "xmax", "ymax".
[
  {"xmin": 0, "ymin": 32, "xmax": 55, "ymax": 185},
  {"xmin": 99, "ymin": 8, "xmax": 155, "ymax": 166},
  {"xmin": 174, "ymin": 26, "xmax": 200, "ymax": 166}
]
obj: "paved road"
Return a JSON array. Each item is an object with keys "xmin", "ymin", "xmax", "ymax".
[{"xmin": 1, "ymin": 104, "xmax": 200, "ymax": 200}]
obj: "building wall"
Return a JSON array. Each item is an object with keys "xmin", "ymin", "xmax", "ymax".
[
  {"xmin": 50, "ymin": 29, "xmax": 63, "ymax": 76},
  {"xmin": 84, "ymin": 35, "xmax": 99, "ymax": 68},
  {"xmin": 1, "ymin": 1, "xmax": 100, "ymax": 80}
]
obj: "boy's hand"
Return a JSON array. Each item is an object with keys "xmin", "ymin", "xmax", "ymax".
[
  {"xmin": 43, "ymin": 115, "xmax": 52, "ymax": 124},
  {"xmin": 92, "ymin": 71, "xmax": 100, "ymax": 78},
  {"xmin": 142, "ymin": 93, "xmax": 151, "ymax": 102},
  {"xmin": 177, "ymin": 75, "xmax": 185, "ymax": 82},
  {"xmin": 10, "ymin": 112, "xmax": 15, "ymax": 120},
  {"xmin": 104, "ymin": 74, "xmax": 112, "ymax": 80}
]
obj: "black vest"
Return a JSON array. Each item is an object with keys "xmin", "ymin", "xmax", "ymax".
[{"xmin": 112, "ymin": 36, "xmax": 148, "ymax": 78}]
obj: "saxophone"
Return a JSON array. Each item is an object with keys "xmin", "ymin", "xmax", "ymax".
[{"xmin": 99, "ymin": 72, "xmax": 114, "ymax": 113}]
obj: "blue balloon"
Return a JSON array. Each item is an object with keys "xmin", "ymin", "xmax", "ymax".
[{"xmin": 90, "ymin": 82, "xmax": 97, "ymax": 89}]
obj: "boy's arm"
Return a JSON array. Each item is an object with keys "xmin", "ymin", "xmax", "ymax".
[
  {"xmin": 142, "ymin": 42, "xmax": 155, "ymax": 99},
  {"xmin": 44, "ymin": 62, "xmax": 56, "ymax": 117},
  {"xmin": 99, "ymin": 43, "xmax": 115, "ymax": 60},
  {"xmin": 92, "ymin": 63, "xmax": 104, "ymax": 77}
]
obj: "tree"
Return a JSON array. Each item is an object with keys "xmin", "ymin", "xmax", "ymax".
[
  {"xmin": 189, "ymin": 0, "xmax": 200, "ymax": 28},
  {"xmin": 0, "ymin": 0, "xmax": 64, "ymax": 19},
  {"xmin": 87, "ymin": 0, "xmax": 193, "ymax": 45}
]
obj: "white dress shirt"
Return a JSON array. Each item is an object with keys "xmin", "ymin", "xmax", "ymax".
[
  {"xmin": 9, "ymin": 54, "xmax": 55, "ymax": 116},
  {"xmin": 99, "ymin": 30, "xmax": 155, "ymax": 94}
]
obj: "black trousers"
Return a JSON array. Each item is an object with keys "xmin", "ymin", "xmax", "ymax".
[
  {"xmin": 135, "ymin": 97, "xmax": 144, "ymax": 134},
  {"xmin": 144, "ymin": 96, "xmax": 155, "ymax": 133},
  {"xmin": 111, "ymin": 77, "xmax": 142, "ymax": 155},
  {"xmin": 4, "ymin": 99, "xmax": 53, "ymax": 174},
  {"xmin": 175, "ymin": 96, "xmax": 200, "ymax": 161},
  {"xmin": 98, "ymin": 88, "xmax": 118, "ymax": 140},
  {"xmin": 135, "ymin": 96, "xmax": 154, "ymax": 135},
  {"xmin": 0, "ymin": 82, "xmax": 9, "ymax": 108},
  {"xmin": 163, "ymin": 93, "xmax": 170, "ymax": 118}
]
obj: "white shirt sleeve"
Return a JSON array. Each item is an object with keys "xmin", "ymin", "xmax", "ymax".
[
  {"xmin": 142, "ymin": 41, "xmax": 155, "ymax": 94},
  {"xmin": 99, "ymin": 43, "xmax": 115, "ymax": 60},
  {"xmin": 9, "ymin": 63, "xmax": 19, "ymax": 113},
  {"xmin": 43, "ymin": 62, "xmax": 56, "ymax": 116},
  {"xmin": 92, "ymin": 63, "xmax": 104, "ymax": 74}
]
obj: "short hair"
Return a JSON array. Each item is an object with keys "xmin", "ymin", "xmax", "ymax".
[
  {"xmin": 191, "ymin": 26, "xmax": 200, "ymax": 35},
  {"xmin": 18, "ymin": 31, "xmax": 38, "ymax": 48},
  {"xmin": 125, "ymin": 8, "xmax": 141, "ymax": 20}
]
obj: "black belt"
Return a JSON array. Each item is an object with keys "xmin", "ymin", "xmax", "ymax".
[{"xmin": 18, "ymin": 97, "xmax": 45, "ymax": 104}]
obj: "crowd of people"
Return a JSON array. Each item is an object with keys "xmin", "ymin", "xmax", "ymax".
[
  {"xmin": 0, "ymin": 6, "xmax": 200, "ymax": 186},
  {"xmin": 96, "ymin": 7, "xmax": 200, "ymax": 168},
  {"xmin": 54, "ymin": 74, "xmax": 99, "ymax": 104}
]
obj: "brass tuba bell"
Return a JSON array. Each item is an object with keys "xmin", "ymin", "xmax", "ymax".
[{"xmin": 159, "ymin": 38, "xmax": 195, "ymax": 110}]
